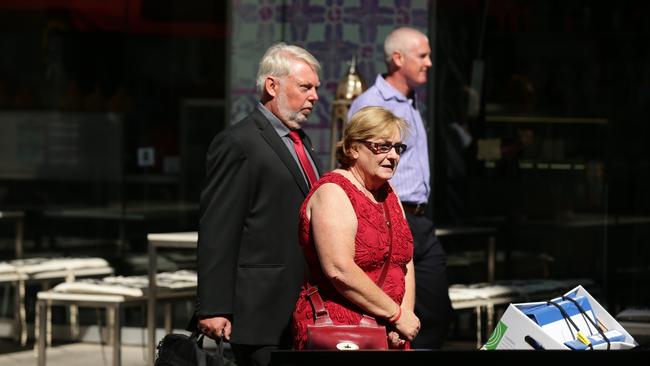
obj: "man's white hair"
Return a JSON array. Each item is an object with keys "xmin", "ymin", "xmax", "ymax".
[
  {"xmin": 383, "ymin": 27, "xmax": 428, "ymax": 64},
  {"xmin": 256, "ymin": 43, "xmax": 321, "ymax": 96}
]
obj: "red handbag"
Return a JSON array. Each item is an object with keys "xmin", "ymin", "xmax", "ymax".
[
  {"xmin": 304, "ymin": 202, "xmax": 393, "ymax": 350},
  {"xmin": 305, "ymin": 285, "xmax": 388, "ymax": 350}
]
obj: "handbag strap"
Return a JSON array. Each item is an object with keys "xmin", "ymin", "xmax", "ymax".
[
  {"xmin": 190, "ymin": 331, "xmax": 223, "ymax": 366},
  {"xmin": 306, "ymin": 200, "xmax": 394, "ymax": 327},
  {"xmin": 306, "ymin": 286, "xmax": 334, "ymax": 325},
  {"xmin": 375, "ymin": 201, "xmax": 393, "ymax": 289},
  {"xmin": 306, "ymin": 283, "xmax": 383, "ymax": 327}
]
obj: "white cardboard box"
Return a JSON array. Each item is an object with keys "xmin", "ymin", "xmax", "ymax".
[{"xmin": 483, "ymin": 285, "xmax": 637, "ymax": 350}]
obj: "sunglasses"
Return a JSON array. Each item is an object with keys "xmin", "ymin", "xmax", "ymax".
[{"xmin": 357, "ymin": 140, "xmax": 407, "ymax": 155}]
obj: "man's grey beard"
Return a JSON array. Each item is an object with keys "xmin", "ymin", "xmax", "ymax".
[{"xmin": 277, "ymin": 88, "xmax": 307, "ymax": 125}]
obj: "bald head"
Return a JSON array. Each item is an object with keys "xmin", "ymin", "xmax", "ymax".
[
  {"xmin": 384, "ymin": 27, "xmax": 428, "ymax": 65},
  {"xmin": 382, "ymin": 27, "xmax": 431, "ymax": 94}
]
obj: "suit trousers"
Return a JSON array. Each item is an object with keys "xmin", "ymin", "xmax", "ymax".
[
  {"xmin": 230, "ymin": 326, "xmax": 293, "ymax": 366},
  {"xmin": 406, "ymin": 212, "xmax": 453, "ymax": 349},
  {"xmin": 231, "ymin": 344, "xmax": 277, "ymax": 366}
]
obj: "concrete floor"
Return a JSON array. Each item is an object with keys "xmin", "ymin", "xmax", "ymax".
[
  {"xmin": 0, "ymin": 341, "xmax": 150, "ymax": 366},
  {"xmin": 0, "ymin": 338, "xmax": 479, "ymax": 366}
]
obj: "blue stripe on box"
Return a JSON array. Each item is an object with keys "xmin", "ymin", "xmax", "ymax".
[{"xmin": 520, "ymin": 296, "xmax": 593, "ymax": 326}]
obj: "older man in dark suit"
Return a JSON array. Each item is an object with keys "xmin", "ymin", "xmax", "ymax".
[{"xmin": 195, "ymin": 43, "xmax": 321, "ymax": 366}]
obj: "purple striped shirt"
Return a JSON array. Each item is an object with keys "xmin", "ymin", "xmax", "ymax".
[{"xmin": 348, "ymin": 75, "xmax": 430, "ymax": 204}]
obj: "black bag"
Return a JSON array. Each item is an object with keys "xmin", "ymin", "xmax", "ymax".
[{"xmin": 155, "ymin": 332, "xmax": 225, "ymax": 366}]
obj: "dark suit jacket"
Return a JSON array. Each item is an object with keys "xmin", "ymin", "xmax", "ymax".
[{"xmin": 196, "ymin": 107, "xmax": 318, "ymax": 346}]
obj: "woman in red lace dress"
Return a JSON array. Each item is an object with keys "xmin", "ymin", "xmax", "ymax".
[{"xmin": 292, "ymin": 106, "xmax": 420, "ymax": 349}]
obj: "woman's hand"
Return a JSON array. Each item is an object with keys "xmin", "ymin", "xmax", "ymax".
[
  {"xmin": 387, "ymin": 331, "xmax": 406, "ymax": 348},
  {"xmin": 394, "ymin": 307, "xmax": 420, "ymax": 341}
]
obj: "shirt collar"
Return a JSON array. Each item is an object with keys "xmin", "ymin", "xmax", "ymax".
[
  {"xmin": 257, "ymin": 102, "xmax": 291, "ymax": 136},
  {"xmin": 375, "ymin": 74, "xmax": 418, "ymax": 109}
]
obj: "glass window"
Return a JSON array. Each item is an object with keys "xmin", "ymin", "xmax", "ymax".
[
  {"xmin": 0, "ymin": 1, "xmax": 226, "ymax": 258},
  {"xmin": 434, "ymin": 0, "xmax": 650, "ymax": 311}
]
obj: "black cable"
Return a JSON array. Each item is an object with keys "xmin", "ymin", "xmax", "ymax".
[
  {"xmin": 562, "ymin": 296, "xmax": 595, "ymax": 335},
  {"xmin": 562, "ymin": 295, "xmax": 610, "ymax": 350},
  {"xmin": 547, "ymin": 300, "xmax": 594, "ymax": 350},
  {"xmin": 547, "ymin": 300, "xmax": 579, "ymax": 335}
]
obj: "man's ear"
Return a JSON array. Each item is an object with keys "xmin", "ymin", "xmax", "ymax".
[
  {"xmin": 391, "ymin": 51, "xmax": 403, "ymax": 68},
  {"xmin": 265, "ymin": 77, "xmax": 279, "ymax": 97}
]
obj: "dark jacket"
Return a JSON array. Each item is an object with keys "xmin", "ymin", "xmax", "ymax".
[{"xmin": 196, "ymin": 107, "xmax": 318, "ymax": 345}]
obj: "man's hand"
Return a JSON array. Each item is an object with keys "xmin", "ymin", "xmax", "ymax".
[{"xmin": 197, "ymin": 315, "xmax": 232, "ymax": 341}]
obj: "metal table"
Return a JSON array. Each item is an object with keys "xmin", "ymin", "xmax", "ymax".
[
  {"xmin": 450, "ymin": 293, "xmax": 519, "ymax": 348},
  {"xmin": 0, "ymin": 265, "xmax": 114, "ymax": 346},
  {"xmin": 37, "ymin": 288, "xmax": 194, "ymax": 366},
  {"xmin": 147, "ymin": 231, "xmax": 198, "ymax": 363}
]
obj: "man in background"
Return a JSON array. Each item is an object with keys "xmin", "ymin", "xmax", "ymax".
[
  {"xmin": 348, "ymin": 27, "xmax": 453, "ymax": 349},
  {"xmin": 195, "ymin": 43, "xmax": 321, "ymax": 366}
]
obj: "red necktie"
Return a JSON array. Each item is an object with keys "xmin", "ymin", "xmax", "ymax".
[{"xmin": 288, "ymin": 130, "xmax": 318, "ymax": 187}]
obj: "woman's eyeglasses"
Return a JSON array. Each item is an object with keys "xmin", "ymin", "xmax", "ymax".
[{"xmin": 357, "ymin": 140, "xmax": 408, "ymax": 155}]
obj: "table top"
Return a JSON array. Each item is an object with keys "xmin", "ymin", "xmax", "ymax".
[
  {"xmin": 436, "ymin": 226, "xmax": 497, "ymax": 237},
  {"xmin": 37, "ymin": 291, "xmax": 134, "ymax": 303},
  {"xmin": 29, "ymin": 266, "xmax": 114, "ymax": 280},
  {"xmin": 148, "ymin": 231, "xmax": 197, "ymax": 242},
  {"xmin": 147, "ymin": 226, "xmax": 500, "ymax": 246},
  {"xmin": 450, "ymin": 295, "xmax": 517, "ymax": 310},
  {"xmin": 470, "ymin": 214, "xmax": 650, "ymax": 228},
  {"xmin": 0, "ymin": 211, "xmax": 24, "ymax": 219},
  {"xmin": 0, "ymin": 272, "xmax": 28, "ymax": 282},
  {"xmin": 148, "ymin": 232, "xmax": 198, "ymax": 249},
  {"xmin": 0, "ymin": 266, "xmax": 114, "ymax": 283},
  {"xmin": 37, "ymin": 287, "xmax": 196, "ymax": 303},
  {"xmin": 0, "ymin": 267, "xmax": 114, "ymax": 282},
  {"xmin": 44, "ymin": 202, "xmax": 198, "ymax": 221}
]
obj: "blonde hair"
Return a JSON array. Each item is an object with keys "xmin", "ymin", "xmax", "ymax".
[
  {"xmin": 336, "ymin": 106, "xmax": 409, "ymax": 168},
  {"xmin": 256, "ymin": 42, "xmax": 321, "ymax": 96}
]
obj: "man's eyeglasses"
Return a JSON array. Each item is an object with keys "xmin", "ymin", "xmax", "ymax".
[{"xmin": 357, "ymin": 140, "xmax": 408, "ymax": 155}]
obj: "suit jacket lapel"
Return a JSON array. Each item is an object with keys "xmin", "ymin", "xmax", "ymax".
[{"xmin": 252, "ymin": 109, "xmax": 311, "ymax": 196}]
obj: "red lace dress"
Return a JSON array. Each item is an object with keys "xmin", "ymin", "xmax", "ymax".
[{"xmin": 292, "ymin": 172, "xmax": 414, "ymax": 349}]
